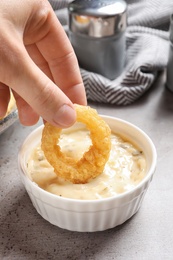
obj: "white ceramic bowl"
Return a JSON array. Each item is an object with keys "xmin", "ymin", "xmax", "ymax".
[{"xmin": 18, "ymin": 116, "xmax": 157, "ymax": 232}]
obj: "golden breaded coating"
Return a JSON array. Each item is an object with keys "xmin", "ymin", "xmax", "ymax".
[{"xmin": 41, "ymin": 104, "xmax": 111, "ymax": 184}]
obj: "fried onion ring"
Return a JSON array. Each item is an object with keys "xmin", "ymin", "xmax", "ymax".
[{"xmin": 41, "ymin": 104, "xmax": 111, "ymax": 184}]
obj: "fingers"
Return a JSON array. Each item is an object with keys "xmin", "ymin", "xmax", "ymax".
[
  {"xmin": 26, "ymin": 44, "xmax": 53, "ymax": 81},
  {"xmin": 12, "ymin": 90, "xmax": 39, "ymax": 126},
  {"xmin": 26, "ymin": 6, "xmax": 87, "ymax": 105},
  {"xmin": 0, "ymin": 83, "xmax": 10, "ymax": 118},
  {"xmin": 0, "ymin": 0, "xmax": 86, "ymax": 127},
  {"xmin": 0, "ymin": 82, "xmax": 39, "ymax": 126},
  {"xmin": 5, "ymin": 43, "xmax": 76, "ymax": 127}
]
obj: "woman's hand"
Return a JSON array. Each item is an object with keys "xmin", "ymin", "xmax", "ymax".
[{"xmin": 0, "ymin": 0, "xmax": 86, "ymax": 127}]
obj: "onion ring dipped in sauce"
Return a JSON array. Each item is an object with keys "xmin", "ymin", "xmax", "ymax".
[{"xmin": 41, "ymin": 104, "xmax": 111, "ymax": 184}]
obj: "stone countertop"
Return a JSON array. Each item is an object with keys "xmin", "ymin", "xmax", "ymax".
[{"xmin": 1, "ymin": 72, "xmax": 173, "ymax": 259}]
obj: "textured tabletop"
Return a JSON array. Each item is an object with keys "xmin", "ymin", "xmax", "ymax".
[{"xmin": 1, "ymin": 72, "xmax": 173, "ymax": 259}]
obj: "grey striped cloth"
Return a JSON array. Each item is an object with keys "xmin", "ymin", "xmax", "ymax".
[{"xmin": 49, "ymin": 0, "xmax": 173, "ymax": 105}]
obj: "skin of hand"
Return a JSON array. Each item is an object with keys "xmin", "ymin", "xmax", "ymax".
[{"xmin": 0, "ymin": 0, "xmax": 87, "ymax": 127}]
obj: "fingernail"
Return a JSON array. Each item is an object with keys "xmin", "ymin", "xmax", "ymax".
[{"xmin": 53, "ymin": 104, "xmax": 76, "ymax": 127}]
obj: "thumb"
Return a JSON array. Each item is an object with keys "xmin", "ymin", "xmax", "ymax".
[{"xmin": 3, "ymin": 47, "xmax": 77, "ymax": 128}]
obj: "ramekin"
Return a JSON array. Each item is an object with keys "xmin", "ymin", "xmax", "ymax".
[{"xmin": 18, "ymin": 116, "xmax": 157, "ymax": 232}]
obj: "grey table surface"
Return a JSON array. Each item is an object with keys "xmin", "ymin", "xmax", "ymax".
[{"xmin": 1, "ymin": 72, "xmax": 173, "ymax": 260}]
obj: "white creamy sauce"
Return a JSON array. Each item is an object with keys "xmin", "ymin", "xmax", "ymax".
[{"xmin": 27, "ymin": 128, "xmax": 146, "ymax": 200}]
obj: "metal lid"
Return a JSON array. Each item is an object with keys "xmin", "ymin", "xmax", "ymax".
[{"xmin": 68, "ymin": 0, "xmax": 127, "ymax": 38}]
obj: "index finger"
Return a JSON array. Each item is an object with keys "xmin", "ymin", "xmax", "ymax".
[{"xmin": 26, "ymin": 5, "xmax": 87, "ymax": 105}]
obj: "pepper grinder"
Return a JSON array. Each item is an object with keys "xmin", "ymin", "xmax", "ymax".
[{"xmin": 68, "ymin": 0, "xmax": 127, "ymax": 80}]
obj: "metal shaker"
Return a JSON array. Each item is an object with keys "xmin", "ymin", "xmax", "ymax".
[
  {"xmin": 167, "ymin": 14, "xmax": 173, "ymax": 92},
  {"xmin": 68, "ymin": 0, "xmax": 127, "ymax": 80}
]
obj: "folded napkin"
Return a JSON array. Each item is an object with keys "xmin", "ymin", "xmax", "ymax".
[{"xmin": 49, "ymin": 0, "xmax": 173, "ymax": 105}]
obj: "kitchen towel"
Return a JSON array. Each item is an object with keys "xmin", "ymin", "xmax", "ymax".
[{"xmin": 49, "ymin": 0, "xmax": 173, "ymax": 105}]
